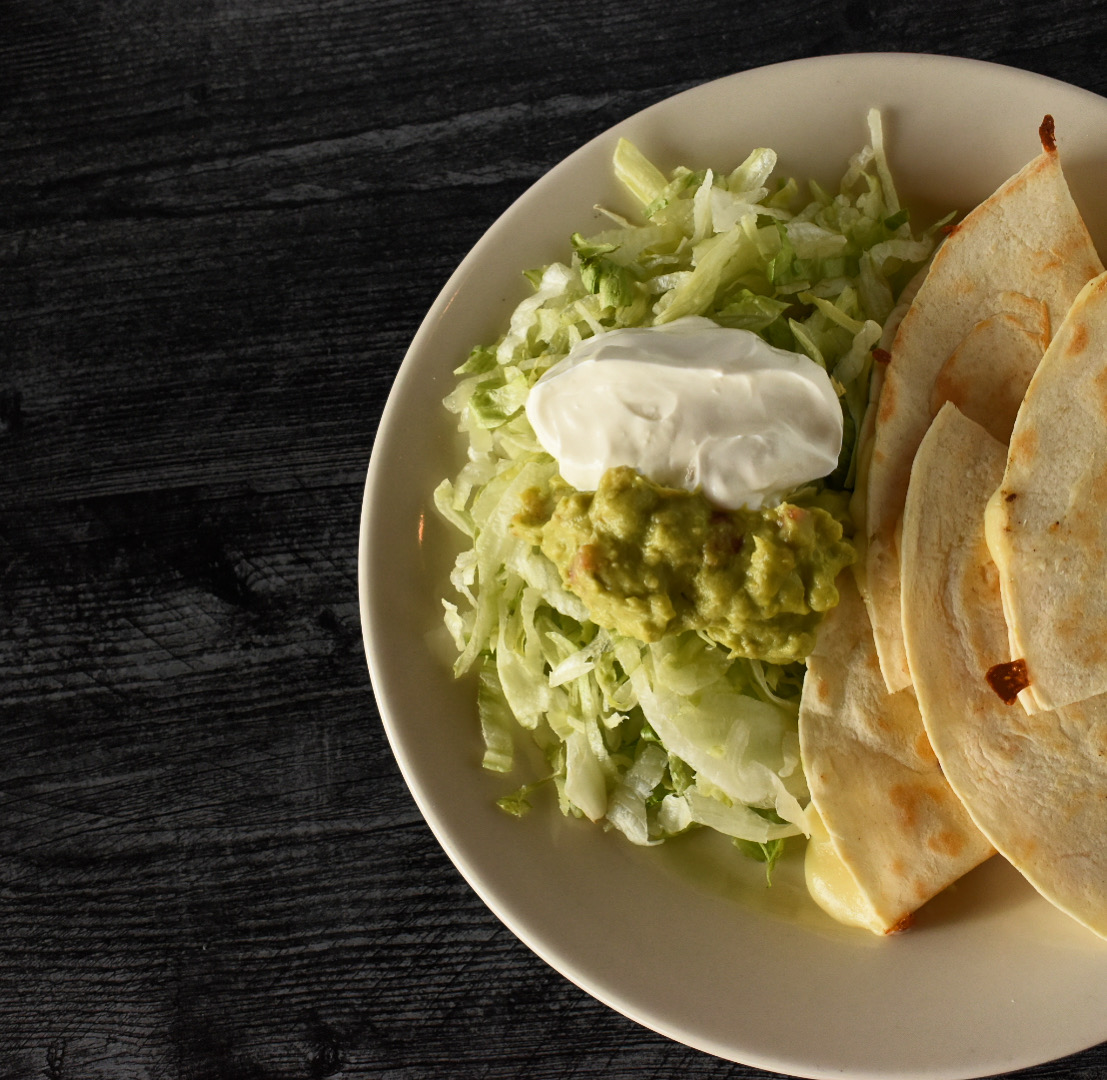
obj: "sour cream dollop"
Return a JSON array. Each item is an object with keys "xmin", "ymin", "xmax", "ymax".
[{"xmin": 525, "ymin": 315, "xmax": 844, "ymax": 510}]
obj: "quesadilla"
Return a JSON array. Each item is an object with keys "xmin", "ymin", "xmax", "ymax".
[
  {"xmin": 861, "ymin": 117, "xmax": 1103, "ymax": 693},
  {"xmin": 798, "ymin": 571, "xmax": 993, "ymax": 934},
  {"xmin": 928, "ymin": 300, "xmax": 1050, "ymax": 443},
  {"xmin": 902, "ymin": 402, "xmax": 1107, "ymax": 940},
  {"xmin": 986, "ymin": 271, "xmax": 1107, "ymax": 712},
  {"xmin": 848, "ymin": 266, "xmax": 928, "ymax": 603}
]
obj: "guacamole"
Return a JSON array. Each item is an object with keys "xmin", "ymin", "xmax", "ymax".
[{"xmin": 513, "ymin": 465, "xmax": 855, "ymax": 664}]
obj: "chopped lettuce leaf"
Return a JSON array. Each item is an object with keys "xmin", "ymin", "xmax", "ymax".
[
  {"xmin": 613, "ymin": 137, "xmax": 670, "ymax": 209},
  {"xmin": 735, "ymin": 836, "xmax": 788, "ymax": 884}
]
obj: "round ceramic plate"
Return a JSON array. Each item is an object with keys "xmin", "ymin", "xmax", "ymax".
[{"xmin": 360, "ymin": 54, "xmax": 1107, "ymax": 1079}]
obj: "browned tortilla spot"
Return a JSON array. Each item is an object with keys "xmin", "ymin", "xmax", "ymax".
[
  {"xmin": 985, "ymin": 658, "xmax": 1030, "ymax": 704},
  {"xmin": 886, "ymin": 912, "xmax": 915, "ymax": 934},
  {"xmin": 913, "ymin": 878, "xmax": 933, "ymax": 901},
  {"xmin": 1059, "ymin": 243, "xmax": 1104, "ymax": 282},
  {"xmin": 1039, "ymin": 114, "xmax": 1057, "ymax": 154},
  {"xmin": 927, "ymin": 829, "xmax": 966, "ymax": 857},
  {"xmin": 914, "ymin": 730, "xmax": 938, "ymax": 765},
  {"xmin": 889, "ymin": 783, "xmax": 931, "ymax": 830},
  {"xmin": 1067, "ymin": 321, "xmax": 1090, "ymax": 357},
  {"xmin": 877, "ymin": 374, "xmax": 897, "ymax": 424},
  {"xmin": 1009, "ymin": 425, "xmax": 1039, "ymax": 464},
  {"xmin": 813, "ymin": 674, "xmax": 829, "ymax": 704}
]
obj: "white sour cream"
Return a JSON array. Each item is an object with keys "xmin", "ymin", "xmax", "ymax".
[{"xmin": 525, "ymin": 316, "xmax": 843, "ymax": 510}]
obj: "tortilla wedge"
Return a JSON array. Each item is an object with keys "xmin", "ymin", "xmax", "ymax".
[
  {"xmin": 862, "ymin": 117, "xmax": 1103, "ymax": 693},
  {"xmin": 848, "ymin": 265, "xmax": 928, "ymax": 604},
  {"xmin": 985, "ymin": 271, "xmax": 1107, "ymax": 712},
  {"xmin": 929, "ymin": 303, "xmax": 1050, "ymax": 443},
  {"xmin": 798, "ymin": 571, "xmax": 993, "ymax": 934},
  {"xmin": 902, "ymin": 402, "xmax": 1107, "ymax": 941}
]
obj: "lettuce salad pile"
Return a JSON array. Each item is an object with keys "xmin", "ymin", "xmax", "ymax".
[{"xmin": 434, "ymin": 110, "xmax": 942, "ymax": 873}]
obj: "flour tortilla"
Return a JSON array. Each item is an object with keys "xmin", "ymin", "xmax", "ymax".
[
  {"xmin": 798, "ymin": 571, "xmax": 993, "ymax": 934},
  {"xmin": 902, "ymin": 402, "xmax": 1107, "ymax": 940},
  {"xmin": 848, "ymin": 265, "xmax": 928, "ymax": 603},
  {"xmin": 987, "ymin": 271, "xmax": 1107, "ymax": 712},
  {"xmin": 862, "ymin": 120, "xmax": 1103, "ymax": 693},
  {"xmin": 929, "ymin": 305, "xmax": 1049, "ymax": 443}
]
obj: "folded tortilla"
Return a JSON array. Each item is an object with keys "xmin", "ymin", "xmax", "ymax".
[
  {"xmin": 986, "ymin": 271, "xmax": 1107, "ymax": 712},
  {"xmin": 862, "ymin": 118, "xmax": 1103, "ymax": 694},
  {"xmin": 848, "ymin": 265, "xmax": 928, "ymax": 604},
  {"xmin": 798, "ymin": 571, "xmax": 993, "ymax": 934},
  {"xmin": 902, "ymin": 402, "xmax": 1107, "ymax": 940}
]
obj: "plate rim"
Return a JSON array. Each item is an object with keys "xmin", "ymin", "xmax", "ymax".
[{"xmin": 361, "ymin": 52, "xmax": 1107, "ymax": 1079}]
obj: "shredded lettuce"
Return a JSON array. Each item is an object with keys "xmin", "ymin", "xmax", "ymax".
[{"xmin": 435, "ymin": 110, "xmax": 941, "ymax": 870}]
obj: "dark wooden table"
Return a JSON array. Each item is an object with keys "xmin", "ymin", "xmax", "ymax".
[{"xmin": 5, "ymin": 2, "xmax": 1107, "ymax": 1077}]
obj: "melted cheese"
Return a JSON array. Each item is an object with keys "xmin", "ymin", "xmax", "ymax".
[{"xmin": 804, "ymin": 804, "xmax": 887, "ymax": 934}]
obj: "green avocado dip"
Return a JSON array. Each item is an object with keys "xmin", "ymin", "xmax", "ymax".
[{"xmin": 512, "ymin": 465, "xmax": 855, "ymax": 665}]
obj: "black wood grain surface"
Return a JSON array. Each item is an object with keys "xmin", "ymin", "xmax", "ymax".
[{"xmin": 5, "ymin": 1, "xmax": 1107, "ymax": 1077}]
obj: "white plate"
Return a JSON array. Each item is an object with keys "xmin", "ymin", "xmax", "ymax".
[{"xmin": 360, "ymin": 54, "xmax": 1107, "ymax": 1079}]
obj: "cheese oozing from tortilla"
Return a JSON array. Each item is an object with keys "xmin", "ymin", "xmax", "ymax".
[
  {"xmin": 525, "ymin": 316, "xmax": 843, "ymax": 510},
  {"xmin": 804, "ymin": 804, "xmax": 888, "ymax": 935},
  {"xmin": 797, "ymin": 571, "xmax": 993, "ymax": 934}
]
